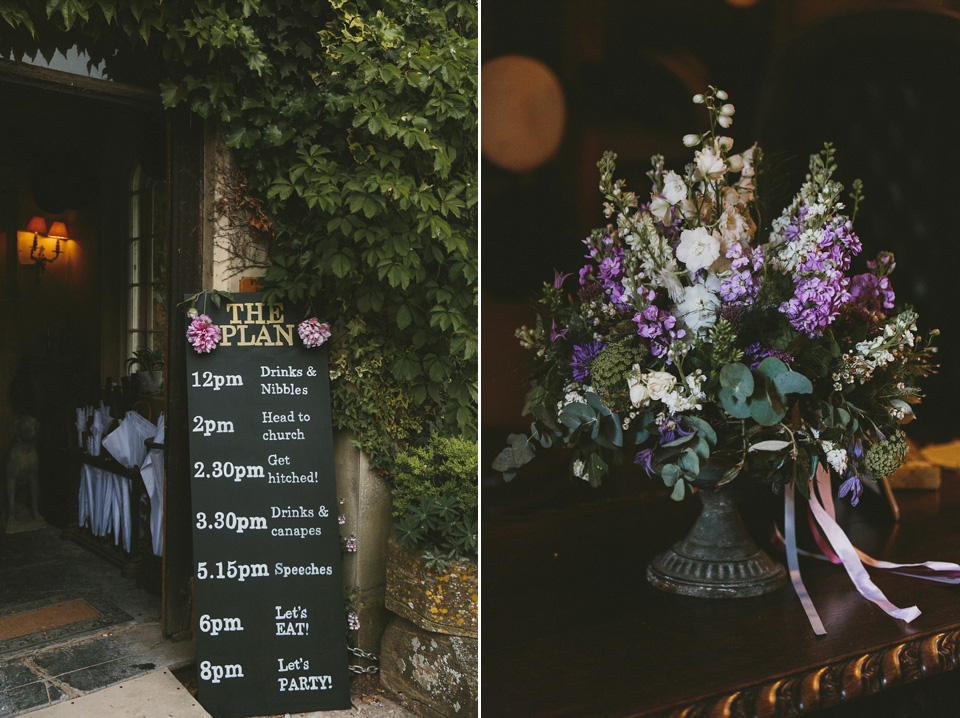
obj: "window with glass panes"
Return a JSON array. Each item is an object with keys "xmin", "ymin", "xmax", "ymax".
[{"xmin": 126, "ymin": 165, "xmax": 167, "ymax": 363}]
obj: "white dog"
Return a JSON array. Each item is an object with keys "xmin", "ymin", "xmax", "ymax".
[{"xmin": 6, "ymin": 415, "xmax": 40, "ymax": 523}]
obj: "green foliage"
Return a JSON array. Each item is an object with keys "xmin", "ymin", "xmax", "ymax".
[
  {"xmin": 590, "ymin": 339, "xmax": 647, "ymax": 412},
  {"xmin": 391, "ymin": 434, "xmax": 477, "ymax": 564},
  {"xmin": 718, "ymin": 358, "xmax": 812, "ymax": 426},
  {"xmin": 864, "ymin": 430, "xmax": 908, "ymax": 479},
  {"xmin": 125, "ymin": 346, "xmax": 164, "ymax": 372},
  {"xmin": 1, "ymin": 0, "xmax": 478, "ymax": 467}
]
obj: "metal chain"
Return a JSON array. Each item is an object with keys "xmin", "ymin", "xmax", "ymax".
[{"xmin": 347, "ymin": 646, "xmax": 380, "ymax": 674}]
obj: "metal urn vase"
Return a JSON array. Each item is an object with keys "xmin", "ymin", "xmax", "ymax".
[{"xmin": 646, "ymin": 481, "xmax": 786, "ymax": 598}]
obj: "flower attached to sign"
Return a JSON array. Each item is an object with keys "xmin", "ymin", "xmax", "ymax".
[
  {"xmin": 187, "ymin": 314, "xmax": 222, "ymax": 354},
  {"xmin": 347, "ymin": 612, "xmax": 360, "ymax": 631},
  {"xmin": 298, "ymin": 318, "xmax": 332, "ymax": 348}
]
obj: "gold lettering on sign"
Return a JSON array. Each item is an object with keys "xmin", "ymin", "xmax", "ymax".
[{"xmin": 220, "ymin": 303, "xmax": 296, "ymax": 347}]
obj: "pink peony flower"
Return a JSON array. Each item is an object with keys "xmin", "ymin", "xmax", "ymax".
[
  {"xmin": 298, "ymin": 318, "xmax": 332, "ymax": 348},
  {"xmin": 187, "ymin": 314, "xmax": 222, "ymax": 353}
]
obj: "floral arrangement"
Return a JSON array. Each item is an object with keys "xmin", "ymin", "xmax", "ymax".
[{"xmin": 495, "ymin": 87, "xmax": 938, "ymax": 503}]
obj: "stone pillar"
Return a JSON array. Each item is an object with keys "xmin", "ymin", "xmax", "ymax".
[{"xmin": 334, "ymin": 431, "xmax": 393, "ymax": 661}]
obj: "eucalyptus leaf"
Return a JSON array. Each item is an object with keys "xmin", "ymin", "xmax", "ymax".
[
  {"xmin": 773, "ymin": 370, "xmax": 813, "ymax": 396},
  {"xmin": 748, "ymin": 440, "xmax": 791, "ymax": 452},
  {"xmin": 719, "ymin": 362, "xmax": 754, "ymax": 397},
  {"xmin": 719, "ymin": 386, "xmax": 751, "ymax": 419},
  {"xmin": 670, "ymin": 480, "xmax": 686, "ymax": 501},
  {"xmin": 749, "ymin": 396, "xmax": 786, "ymax": 426},
  {"xmin": 660, "ymin": 463, "xmax": 681, "ymax": 487},
  {"xmin": 679, "ymin": 448, "xmax": 700, "ymax": 477},
  {"xmin": 685, "ymin": 415, "xmax": 718, "ymax": 445}
]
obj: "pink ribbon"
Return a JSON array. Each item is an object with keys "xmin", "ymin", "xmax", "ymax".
[{"xmin": 782, "ymin": 462, "xmax": 960, "ymax": 634}]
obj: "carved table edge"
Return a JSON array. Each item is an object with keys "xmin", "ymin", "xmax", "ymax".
[{"xmin": 650, "ymin": 628, "xmax": 960, "ymax": 718}]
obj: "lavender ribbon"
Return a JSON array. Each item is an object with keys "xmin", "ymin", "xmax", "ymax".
[
  {"xmin": 784, "ymin": 481, "xmax": 826, "ymax": 635},
  {"xmin": 807, "ymin": 464, "xmax": 921, "ymax": 624}
]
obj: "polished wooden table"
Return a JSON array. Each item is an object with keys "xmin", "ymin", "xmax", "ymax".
[{"xmin": 482, "ymin": 470, "xmax": 960, "ymax": 717}]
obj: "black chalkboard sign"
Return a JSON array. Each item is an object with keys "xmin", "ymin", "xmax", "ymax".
[{"xmin": 185, "ymin": 292, "xmax": 350, "ymax": 717}]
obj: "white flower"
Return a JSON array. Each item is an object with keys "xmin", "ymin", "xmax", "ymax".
[
  {"xmin": 726, "ymin": 154, "xmax": 744, "ymax": 173},
  {"xmin": 683, "ymin": 133, "xmax": 700, "ymax": 147},
  {"xmin": 573, "ymin": 459, "xmax": 587, "ymax": 480},
  {"xmin": 650, "ymin": 196, "xmax": 671, "ymax": 222},
  {"xmin": 627, "ymin": 368, "xmax": 651, "ymax": 407},
  {"xmin": 695, "ymin": 148, "xmax": 726, "ymax": 180},
  {"xmin": 644, "ymin": 371, "xmax": 677, "ymax": 401},
  {"xmin": 675, "ymin": 281, "xmax": 721, "ymax": 335},
  {"xmin": 676, "ymin": 227, "xmax": 721, "ymax": 272},
  {"xmin": 821, "ymin": 441, "xmax": 849, "ymax": 475},
  {"xmin": 662, "ymin": 171, "xmax": 687, "ymax": 204}
]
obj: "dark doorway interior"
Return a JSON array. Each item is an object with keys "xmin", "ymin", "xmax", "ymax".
[{"xmin": 0, "ymin": 70, "xmax": 171, "ymax": 648}]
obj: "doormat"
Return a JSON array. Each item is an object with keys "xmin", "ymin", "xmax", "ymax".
[{"xmin": 0, "ymin": 594, "xmax": 132, "ymax": 656}]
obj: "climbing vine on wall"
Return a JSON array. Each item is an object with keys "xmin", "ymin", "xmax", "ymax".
[{"xmin": 1, "ymin": 0, "xmax": 478, "ymax": 467}]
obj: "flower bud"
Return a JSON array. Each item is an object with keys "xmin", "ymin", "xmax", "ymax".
[
  {"xmin": 715, "ymin": 89, "xmax": 728, "ymax": 100},
  {"xmin": 692, "ymin": 94, "xmax": 704, "ymax": 104},
  {"xmin": 682, "ymin": 133, "xmax": 700, "ymax": 147},
  {"xmin": 720, "ymin": 103, "xmax": 735, "ymax": 116},
  {"xmin": 727, "ymin": 155, "xmax": 744, "ymax": 173},
  {"xmin": 717, "ymin": 115, "xmax": 732, "ymax": 129},
  {"xmin": 187, "ymin": 307, "xmax": 199, "ymax": 319},
  {"xmin": 716, "ymin": 136, "xmax": 734, "ymax": 151}
]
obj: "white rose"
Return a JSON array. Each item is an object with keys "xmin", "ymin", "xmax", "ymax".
[
  {"xmin": 662, "ymin": 171, "xmax": 687, "ymax": 205},
  {"xmin": 627, "ymin": 371, "xmax": 651, "ymax": 407},
  {"xmin": 675, "ymin": 282, "xmax": 720, "ymax": 335},
  {"xmin": 644, "ymin": 371, "xmax": 677, "ymax": 401},
  {"xmin": 676, "ymin": 227, "xmax": 721, "ymax": 272},
  {"xmin": 695, "ymin": 148, "xmax": 726, "ymax": 180}
]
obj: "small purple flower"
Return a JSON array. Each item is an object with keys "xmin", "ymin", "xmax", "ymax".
[
  {"xmin": 850, "ymin": 273, "xmax": 895, "ymax": 313},
  {"xmin": 745, "ymin": 343, "xmax": 795, "ymax": 369},
  {"xmin": 658, "ymin": 416, "xmax": 692, "ymax": 444},
  {"xmin": 550, "ymin": 320, "xmax": 570, "ymax": 342},
  {"xmin": 345, "ymin": 535, "xmax": 358, "ymax": 553},
  {"xmin": 634, "ymin": 448, "xmax": 655, "ymax": 477},
  {"xmin": 570, "ymin": 340, "xmax": 604, "ymax": 382},
  {"xmin": 553, "ymin": 269, "xmax": 573, "ymax": 289},
  {"xmin": 338, "ymin": 514, "xmax": 346, "ymax": 526},
  {"xmin": 347, "ymin": 612, "xmax": 360, "ymax": 631},
  {"xmin": 838, "ymin": 475, "xmax": 863, "ymax": 506},
  {"xmin": 633, "ymin": 298, "xmax": 686, "ymax": 359}
]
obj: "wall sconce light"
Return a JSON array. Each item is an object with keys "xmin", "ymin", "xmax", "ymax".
[{"xmin": 17, "ymin": 216, "xmax": 69, "ymax": 273}]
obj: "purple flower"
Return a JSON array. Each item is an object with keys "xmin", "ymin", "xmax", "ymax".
[
  {"xmin": 658, "ymin": 416, "xmax": 692, "ymax": 444},
  {"xmin": 720, "ymin": 244, "xmax": 764, "ymax": 303},
  {"xmin": 838, "ymin": 475, "xmax": 863, "ymax": 506},
  {"xmin": 850, "ymin": 273, "xmax": 895, "ymax": 313},
  {"xmin": 347, "ymin": 612, "xmax": 360, "ymax": 631},
  {"xmin": 634, "ymin": 448, "xmax": 655, "ymax": 477},
  {"xmin": 344, "ymin": 535, "xmax": 358, "ymax": 553},
  {"xmin": 632, "ymin": 298, "xmax": 686, "ymax": 359},
  {"xmin": 570, "ymin": 340, "xmax": 604, "ymax": 381},
  {"xmin": 553, "ymin": 269, "xmax": 573, "ymax": 289},
  {"xmin": 780, "ymin": 273, "xmax": 852, "ymax": 337},
  {"xmin": 187, "ymin": 314, "xmax": 222, "ymax": 354},
  {"xmin": 745, "ymin": 343, "xmax": 795, "ymax": 369},
  {"xmin": 550, "ymin": 320, "xmax": 570, "ymax": 342}
]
